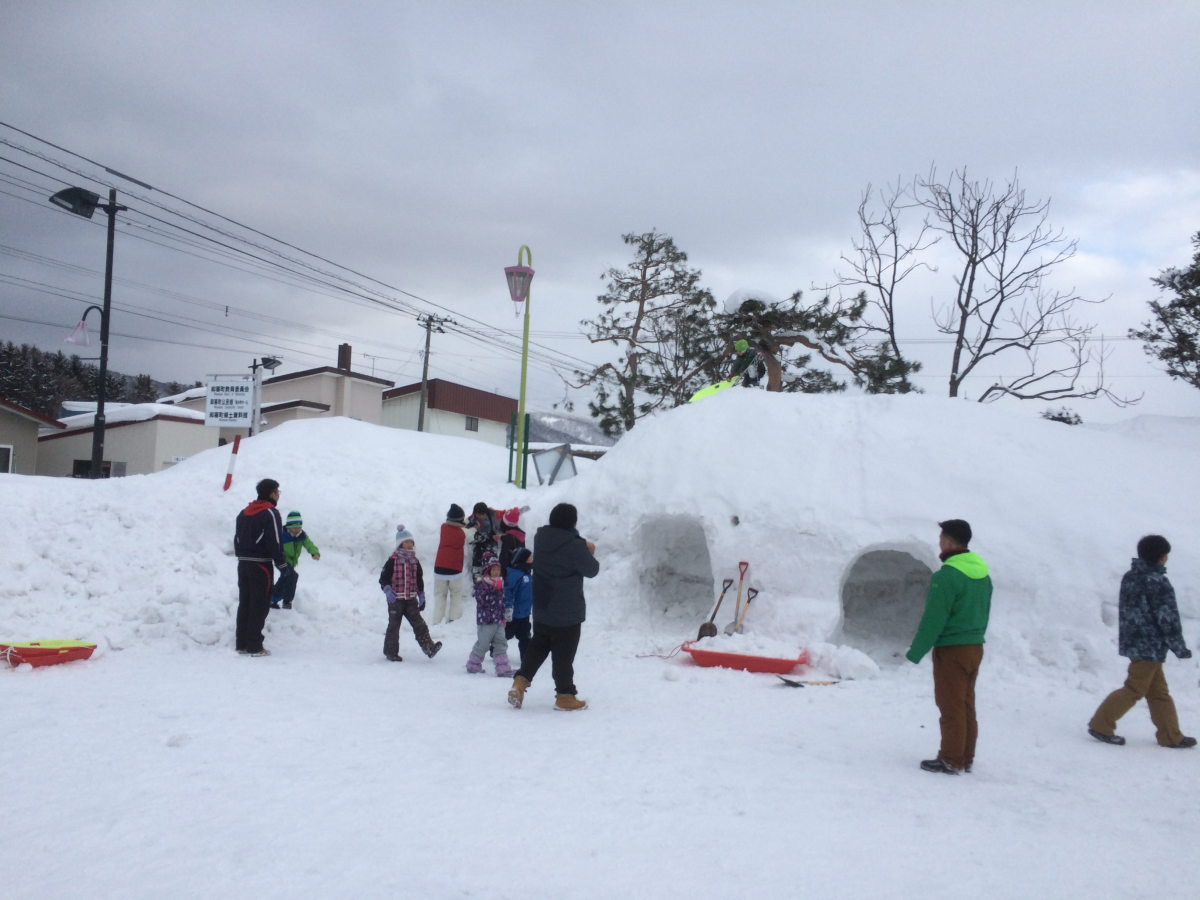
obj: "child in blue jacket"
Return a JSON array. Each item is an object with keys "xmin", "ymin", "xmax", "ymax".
[{"xmin": 504, "ymin": 548, "xmax": 533, "ymax": 664}]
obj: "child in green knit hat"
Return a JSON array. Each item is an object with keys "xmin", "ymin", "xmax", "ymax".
[{"xmin": 271, "ymin": 510, "xmax": 320, "ymax": 609}]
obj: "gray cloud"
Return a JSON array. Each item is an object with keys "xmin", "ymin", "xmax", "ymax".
[{"xmin": 2, "ymin": 1, "xmax": 1198, "ymax": 415}]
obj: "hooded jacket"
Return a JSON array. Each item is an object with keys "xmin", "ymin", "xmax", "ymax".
[
  {"xmin": 906, "ymin": 549, "xmax": 992, "ymax": 663},
  {"xmin": 281, "ymin": 529, "xmax": 319, "ymax": 568},
  {"xmin": 531, "ymin": 525, "xmax": 600, "ymax": 627},
  {"xmin": 234, "ymin": 500, "xmax": 287, "ymax": 568},
  {"xmin": 504, "ymin": 564, "xmax": 533, "ymax": 620},
  {"xmin": 1118, "ymin": 558, "xmax": 1190, "ymax": 663}
]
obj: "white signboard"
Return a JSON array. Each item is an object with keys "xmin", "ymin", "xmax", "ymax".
[{"xmin": 205, "ymin": 376, "xmax": 254, "ymax": 427}]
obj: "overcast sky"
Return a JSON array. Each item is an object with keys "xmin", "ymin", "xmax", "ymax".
[{"xmin": 2, "ymin": 1, "xmax": 1198, "ymax": 420}]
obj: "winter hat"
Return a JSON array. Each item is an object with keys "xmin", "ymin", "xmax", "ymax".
[
  {"xmin": 502, "ymin": 506, "xmax": 520, "ymax": 527},
  {"xmin": 447, "ymin": 503, "xmax": 466, "ymax": 523},
  {"xmin": 481, "ymin": 551, "xmax": 500, "ymax": 571},
  {"xmin": 395, "ymin": 524, "xmax": 414, "ymax": 544},
  {"xmin": 510, "ymin": 547, "xmax": 532, "ymax": 570},
  {"xmin": 285, "ymin": 511, "xmax": 303, "ymax": 528}
]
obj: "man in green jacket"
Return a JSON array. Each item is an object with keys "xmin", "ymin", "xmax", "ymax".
[{"xmin": 906, "ymin": 519, "xmax": 992, "ymax": 774}]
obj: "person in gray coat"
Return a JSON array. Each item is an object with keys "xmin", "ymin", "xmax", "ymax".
[{"xmin": 508, "ymin": 503, "xmax": 599, "ymax": 711}]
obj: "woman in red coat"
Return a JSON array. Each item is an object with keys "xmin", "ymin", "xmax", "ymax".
[{"xmin": 431, "ymin": 503, "xmax": 469, "ymax": 624}]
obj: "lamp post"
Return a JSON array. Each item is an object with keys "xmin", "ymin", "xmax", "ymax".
[
  {"xmin": 505, "ymin": 247, "xmax": 534, "ymax": 486},
  {"xmin": 50, "ymin": 186, "xmax": 126, "ymax": 479}
]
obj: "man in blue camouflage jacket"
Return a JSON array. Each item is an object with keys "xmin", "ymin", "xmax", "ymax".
[{"xmin": 1088, "ymin": 535, "xmax": 1196, "ymax": 748}]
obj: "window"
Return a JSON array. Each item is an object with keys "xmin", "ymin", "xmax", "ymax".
[
  {"xmin": 73, "ymin": 460, "xmax": 112, "ymax": 478},
  {"xmin": 0, "ymin": 445, "xmax": 12, "ymax": 473},
  {"xmin": 465, "ymin": 416, "xmax": 479, "ymax": 432}
]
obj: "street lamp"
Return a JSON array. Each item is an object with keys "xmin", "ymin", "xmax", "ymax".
[
  {"xmin": 50, "ymin": 186, "xmax": 126, "ymax": 479},
  {"xmin": 505, "ymin": 247, "xmax": 534, "ymax": 486}
]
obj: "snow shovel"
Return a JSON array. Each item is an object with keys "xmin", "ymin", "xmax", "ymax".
[
  {"xmin": 698, "ymin": 578, "xmax": 735, "ymax": 640},
  {"xmin": 726, "ymin": 561, "xmax": 749, "ymax": 633},
  {"xmin": 725, "ymin": 587, "xmax": 758, "ymax": 635}
]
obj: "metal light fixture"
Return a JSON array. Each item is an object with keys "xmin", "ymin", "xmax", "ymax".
[
  {"xmin": 260, "ymin": 356, "xmax": 282, "ymax": 371},
  {"xmin": 49, "ymin": 186, "xmax": 102, "ymax": 219}
]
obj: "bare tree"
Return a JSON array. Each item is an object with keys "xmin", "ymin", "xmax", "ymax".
[
  {"xmin": 917, "ymin": 167, "xmax": 1131, "ymax": 404},
  {"xmin": 833, "ymin": 178, "xmax": 936, "ymax": 371}
]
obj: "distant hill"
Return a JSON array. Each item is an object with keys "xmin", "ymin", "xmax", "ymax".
[{"xmin": 529, "ymin": 410, "xmax": 617, "ymax": 447}]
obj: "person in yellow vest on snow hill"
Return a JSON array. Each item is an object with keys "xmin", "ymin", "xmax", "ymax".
[{"xmin": 906, "ymin": 519, "xmax": 993, "ymax": 774}]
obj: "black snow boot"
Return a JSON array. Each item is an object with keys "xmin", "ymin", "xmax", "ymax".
[
  {"xmin": 920, "ymin": 758, "xmax": 962, "ymax": 775},
  {"xmin": 386, "ymin": 654, "xmax": 403, "ymax": 662},
  {"xmin": 1166, "ymin": 736, "xmax": 1197, "ymax": 749},
  {"xmin": 417, "ymin": 632, "xmax": 442, "ymax": 658},
  {"xmin": 1088, "ymin": 728, "xmax": 1126, "ymax": 745}
]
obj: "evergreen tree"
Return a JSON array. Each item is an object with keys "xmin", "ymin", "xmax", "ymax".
[
  {"xmin": 127, "ymin": 374, "xmax": 159, "ymax": 403},
  {"xmin": 1131, "ymin": 232, "xmax": 1200, "ymax": 390},
  {"xmin": 576, "ymin": 231, "xmax": 716, "ymax": 435},
  {"xmin": 715, "ymin": 291, "xmax": 919, "ymax": 394}
]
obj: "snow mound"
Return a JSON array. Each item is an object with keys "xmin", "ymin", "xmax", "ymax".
[
  {"xmin": 0, "ymin": 418, "xmax": 523, "ymax": 653},
  {"xmin": 544, "ymin": 390, "xmax": 1200, "ymax": 681},
  {"xmin": 3, "ymin": 392, "xmax": 1198, "ymax": 685}
]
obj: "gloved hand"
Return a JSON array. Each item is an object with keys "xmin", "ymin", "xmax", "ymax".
[
  {"xmin": 417, "ymin": 592, "xmax": 426, "ymax": 611},
  {"xmin": 1178, "ymin": 647, "xmax": 1192, "ymax": 660},
  {"xmin": 383, "ymin": 585, "xmax": 396, "ymax": 605},
  {"xmin": 504, "ymin": 608, "xmax": 514, "ymax": 623},
  {"xmin": 278, "ymin": 564, "xmax": 295, "ymax": 579}
]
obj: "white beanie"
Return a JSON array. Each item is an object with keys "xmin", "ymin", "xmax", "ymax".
[{"xmin": 395, "ymin": 524, "xmax": 414, "ymax": 544}]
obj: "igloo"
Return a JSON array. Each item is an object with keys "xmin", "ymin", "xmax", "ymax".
[{"xmin": 549, "ymin": 390, "xmax": 1200, "ymax": 670}]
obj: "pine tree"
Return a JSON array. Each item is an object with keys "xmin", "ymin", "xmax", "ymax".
[
  {"xmin": 576, "ymin": 231, "xmax": 716, "ymax": 435},
  {"xmin": 715, "ymin": 291, "xmax": 918, "ymax": 394},
  {"xmin": 127, "ymin": 374, "xmax": 159, "ymax": 403},
  {"xmin": 1132, "ymin": 232, "xmax": 1200, "ymax": 390}
]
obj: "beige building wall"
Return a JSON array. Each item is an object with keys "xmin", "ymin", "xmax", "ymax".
[
  {"xmin": 38, "ymin": 418, "xmax": 217, "ymax": 477},
  {"xmin": 0, "ymin": 407, "xmax": 42, "ymax": 475}
]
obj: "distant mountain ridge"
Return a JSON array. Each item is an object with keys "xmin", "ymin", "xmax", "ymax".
[{"xmin": 529, "ymin": 410, "xmax": 617, "ymax": 447}]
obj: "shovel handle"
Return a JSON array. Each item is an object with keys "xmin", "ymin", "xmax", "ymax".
[
  {"xmin": 735, "ymin": 587, "xmax": 759, "ymax": 631},
  {"xmin": 706, "ymin": 578, "xmax": 736, "ymax": 624}
]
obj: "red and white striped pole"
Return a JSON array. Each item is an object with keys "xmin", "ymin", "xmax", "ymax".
[{"xmin": 222, "ymin": 434, "xmax": 241, "ymax": 491}]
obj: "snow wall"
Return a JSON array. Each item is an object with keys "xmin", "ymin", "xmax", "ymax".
[{"xmin": 2, "ymin": 392, "xmax": 1198, "ymax": 680}]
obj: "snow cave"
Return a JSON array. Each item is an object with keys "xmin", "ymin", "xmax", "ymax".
[
  {"xmin": 839, "ymin": 549, "xmax": 934, "ymax": 661},
  {"xmin": 635, "ymin": 515, "xmax": 715, "ymax": 623}
]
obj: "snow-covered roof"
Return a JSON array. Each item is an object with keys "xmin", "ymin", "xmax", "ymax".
[
  {"xmin": 54, "ymin": 403, "xmax": 206, "ymax": 434},
  {"xmin": 158, "ymin": 386, "xmax": 209, "ymax": 404},
  {"xmin": 61, "ymin": 401, "xmax": 135, "ymax": 416}
]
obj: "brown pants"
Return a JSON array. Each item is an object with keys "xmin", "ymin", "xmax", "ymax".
[
  {"xmin": 932, "ymin": 644, "xmax": 984, "ymax": 770},
  {"xmin": 1089, "ymin": 660, "xmax": 1184, "ymax": 747}
]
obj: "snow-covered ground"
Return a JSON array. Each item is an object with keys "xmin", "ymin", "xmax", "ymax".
[{"xmin": 3, "ymin": 394, "xmax": 1199, "ymax": 898}]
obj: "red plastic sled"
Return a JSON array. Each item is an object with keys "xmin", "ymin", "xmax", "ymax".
[
  {"xmin": 1, "ymin": 640, "xmax": 97, "ymax": 668},
  {"xmin": 681, "ymin": 640, "xmax": 807, "ymax": 674}
]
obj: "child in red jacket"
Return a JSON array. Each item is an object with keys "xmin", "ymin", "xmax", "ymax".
[{"xmin": 431, "ymin": 504, "xmax": 469, "ymax": 624}]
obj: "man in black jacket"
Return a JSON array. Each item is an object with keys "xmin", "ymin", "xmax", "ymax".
[
  {"xmin": 234, "ymin": 478, "xmax": 291, "ymax": 656},
  {"xmin": 508, "ymin": 503, "xmax": 600, "ymax": 711}
]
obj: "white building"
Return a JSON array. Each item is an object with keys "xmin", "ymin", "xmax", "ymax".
[
  {"xmin": 381, "ymin": 379, "xmax": 517, "ymax": 447},
  {"xmin": 37, "ymin": 404, "xmax": 216, "ymax": 477},
  {"xmin": 161, "ymin": 344, "xmax": 393, "ymax": 443}
]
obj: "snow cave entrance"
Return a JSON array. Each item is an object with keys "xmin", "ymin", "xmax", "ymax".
[
  {"xmin": 840, "ymin": 550, "xmax": 933, "ymax": 662},
  {"xmin": 637, "ymin": 515, "xmax": 715, "ymax": 624}
]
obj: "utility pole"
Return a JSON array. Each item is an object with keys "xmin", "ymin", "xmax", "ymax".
[{"xmin": 416, "ymin": 314, "xmax": 449, "ymax": 432}]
